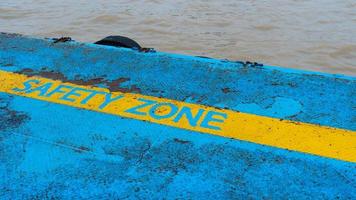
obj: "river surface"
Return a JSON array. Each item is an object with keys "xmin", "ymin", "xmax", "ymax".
[{"xmin": 0, "ymin": 0, "xmax": 355, "ymax": 75}]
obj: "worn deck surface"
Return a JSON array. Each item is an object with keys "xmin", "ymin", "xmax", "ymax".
[{"xmin": 0, "ymin": 33, "xmax": 355, "ymax": 199}]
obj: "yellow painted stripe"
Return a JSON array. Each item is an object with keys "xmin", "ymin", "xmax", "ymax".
[{"xmin": 0, "ymin": 70, "xmax": 355, "ymax": 162}]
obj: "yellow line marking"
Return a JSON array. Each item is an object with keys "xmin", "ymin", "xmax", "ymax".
[{"xmin": 0, "ymin": 70, "xmax": 355, "ymax": 162}]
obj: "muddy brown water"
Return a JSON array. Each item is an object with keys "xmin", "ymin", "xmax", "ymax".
[{"xmin": 0, "ymin": 0, "xmax": 355, "ymax": 75}]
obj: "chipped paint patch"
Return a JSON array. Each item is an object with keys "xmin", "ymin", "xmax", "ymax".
[{"xmin": 234, "ymin": 97, "xmax": 303, "ymax": 118}]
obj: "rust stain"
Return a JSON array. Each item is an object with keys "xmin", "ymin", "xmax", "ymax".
[
  {"xmin": 0, "ymin": 106, "xmax": 30, "ymax": 132},
  {"xmin": 221, "ymin": 87, "xmax": 231, "ymax": 93},
  {"xmin": 19, "ymin": 68, "xmax": 34, "ymax": 74},
  {"xmin": 107, "ymin": 78, "xmax": 129, "ymax": 92},
  {"xmin": 72, "ymin": 77, "xmax": 107, "ymax": 86},
  {"xmin": 17, "ymin": 68, "xmax": 141, "ymax": 93},
  {"xmin": 37, "ymin": 70, "xmax": 67, "ymax": 81}
]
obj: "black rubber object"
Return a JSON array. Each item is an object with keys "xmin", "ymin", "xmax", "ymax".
[{"xmin": 94, "ymin": 36, "xmax": 142, "ymax": 49}]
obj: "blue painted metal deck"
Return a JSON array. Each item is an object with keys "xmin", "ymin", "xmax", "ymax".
[{"xmin": 0, "ymin": 33, "xmax": 355, "ymax": 199}]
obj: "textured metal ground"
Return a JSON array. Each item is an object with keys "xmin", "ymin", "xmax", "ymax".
[{"xmin": 0, "ymin": 33, "xmax": 355, "ymax": 199}]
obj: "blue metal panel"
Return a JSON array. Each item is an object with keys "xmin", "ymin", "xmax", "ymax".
[
  {"xmin": 0, "ymin": 34, "xmax": 354, "ymax": 130},
  {"xmin": 0, "ymin": 33, "xmax": 355, "ymax": 199}
]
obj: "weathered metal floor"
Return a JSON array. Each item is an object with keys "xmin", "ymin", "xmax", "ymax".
[{"xmin": 0, "ymin": 33, "xmax": 355, "ymax": 199}]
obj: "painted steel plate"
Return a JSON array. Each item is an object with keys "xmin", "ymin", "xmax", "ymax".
[{"xmin": 0, "ymin": 33, "xmax": 355, "ymax": 199}]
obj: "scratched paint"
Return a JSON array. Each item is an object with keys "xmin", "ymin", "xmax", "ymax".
[
  {"xmin": 0, "ymin": 33, "xmax": 355, "ymax": 199},
  {"xmin": 1, "ymin": 70, "xmax": 355, "ymax": 162},
  {"xmin": 0, "ymin": 34, "xmax": 354, "ymax": 130}
]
